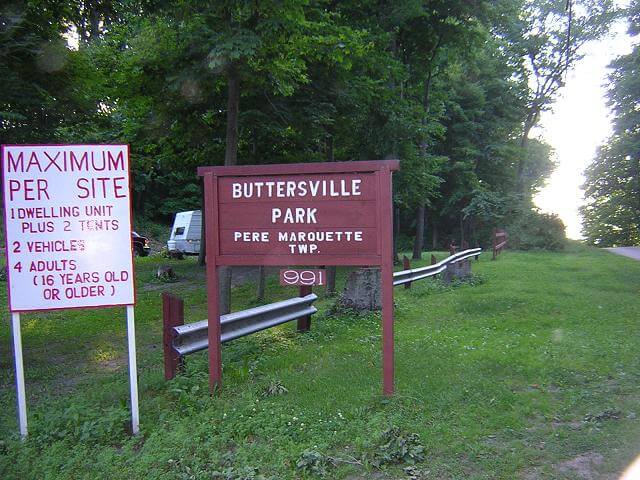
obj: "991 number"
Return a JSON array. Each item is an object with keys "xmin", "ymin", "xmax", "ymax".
[{"xmin": 279, "ymin": 269, "xmax": 325, "ymax": 286}]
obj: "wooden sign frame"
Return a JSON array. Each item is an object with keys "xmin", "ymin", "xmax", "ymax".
[{"xmin": 198, "ymin": 160, "xmax": 399, "ymax": 395}]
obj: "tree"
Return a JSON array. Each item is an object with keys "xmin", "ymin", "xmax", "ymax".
[
  {"xmin": 0, "ymin": 1, "xmax": 88, "ymax": 144},
  {"xmin": 582, "ymin": 2, "xmax": 640, "ymax": 246},
  {"xmin": 506, "ymin": 0, "xmax": 617, "ymax": 192},
  {"xmin": 5, "ymin": 0, "xmax": 587, "ymax": 258}
]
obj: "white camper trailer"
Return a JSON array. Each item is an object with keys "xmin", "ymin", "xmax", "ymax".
[{"xmin": 167, "ymin": 210, "xmax": 202, "ymax": 254}]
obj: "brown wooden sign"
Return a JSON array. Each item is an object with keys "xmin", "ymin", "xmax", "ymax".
[{"xmin": 198, "ymin": 160, "xmax": 399, "ymax": 395}]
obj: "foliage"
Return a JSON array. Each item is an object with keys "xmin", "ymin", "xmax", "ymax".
[
  {"xmin": 505, "ymin": 0, "xmax": 618, "ymax": 191},
  {"xmin": 0, "ymin": 1, "xmax": 91, "ymax": 143},
  {"xmin": 582, "ymin": 4, "xmax": 640, "ymax": 246},
  {"xmin": 0, "ymin": 0, "xmax": 601, "ymax": 247},
  {"xmin": 506, "ymin": 207, "xmax": 567, "ymax": 250},
  {"xmin": 155, "ymin": 265, "xmax": 178, "ymax": 283},
  {"xmin": 262, "ymin": 380, "xmax": 288, "ymax": 397},
  {"xmin": 296, "ymin": 449, "xmax": 336, "ymax": 477},
  {"xmin": 30, "ymin": 402, "xmax": 130, "ymax": 447},
  {"xmin": 132, "ymin": 214, "xmax": 171, "ymax": 242},
  {"xmin": 365, "ymin": 427, "xmax": 426, "ymax": 468},
  {"xmin": 211, "ymin": 466, "xmax": 274, "ymax": 480}
]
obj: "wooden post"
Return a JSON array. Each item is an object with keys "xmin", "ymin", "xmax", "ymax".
[
  {"xmin": 431, "ymin": 254, "xmax": 437, "ymax": 265},
  {"xmin": 402, "ymin": 255, "xmax": 411, "ymax": 289},
  {"xmin": 380, "ymin": 166, "xmax": 395, "ymax": 396},
  {"xmin": 162, "ymin": 293, "xmax": 184, "ymax": 380},
  {"xmin": 297, "ymin": 285, "xmax": 312, "ymax": 332},
  {"xmin": 205, "ymin": 173, "xmax": 222, "ymax": 392}
]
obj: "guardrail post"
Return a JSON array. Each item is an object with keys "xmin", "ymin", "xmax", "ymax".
[
  {"xmin": 163, "ymin": 293, "xmax": 184, "ymax": 380},
  {"xmin": 402, "ymin": 255, "xmax": 411, "ymax": 289},
  {"xmin": 297, "ymin": 286, "xmax": 312, "ymax": 332},
  {"xmin": 475, "ymin": 241, "xmax": 480, "ymax": 261}
]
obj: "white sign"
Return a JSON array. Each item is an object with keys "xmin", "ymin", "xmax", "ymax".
[{"xmin": 2, "ymin": 144, "xmax": 135, "ymax": 311}]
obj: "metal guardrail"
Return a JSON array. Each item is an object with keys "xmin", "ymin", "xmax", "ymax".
[
  {"xmin": 172, "ymin": 294, "xmax": 318, "ymax": 356},
  {"xmin": 393, "ymin": 248, "xmax": 482, "ymax": 286}
]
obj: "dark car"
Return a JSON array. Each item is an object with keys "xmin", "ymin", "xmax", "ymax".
[{"xmin": 132, "ymin": 231, "xmax": 151, "ymax": 256}]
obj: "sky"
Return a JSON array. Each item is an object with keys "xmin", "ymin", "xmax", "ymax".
[{"xmin": 533, "ymin": 13, "xmax": 634, "ymax": 239}]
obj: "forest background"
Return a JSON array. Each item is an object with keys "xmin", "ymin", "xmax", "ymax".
[{"xmin": 1, "ymin": 0, "xmax": 637, "ymax": 253}]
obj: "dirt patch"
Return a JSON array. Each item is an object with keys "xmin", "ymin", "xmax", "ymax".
[
  {"xmin": 98, "ymin": 358, "xmax": 124, "ymax": 372},
  {"xmin": 552, "ymin": 419, "xmax": 584, "ymax": 430},
  {"xmin": 522, "ymin": 453, "xmax": 606, "ymax": 480},
  {"xmin": 344, "ymin": 473, "xmax": 400, "ymax": 480},
  {"xmin": 556, "ymin": 452, "xmax": 604, "ymax": 479},
  {"xmin": 520, "ymin": 466, "xmax": 544, "ymax": 479},
  {"xmin": 583, "ymin": 410, "xmax": 621, "ymax": 423}
]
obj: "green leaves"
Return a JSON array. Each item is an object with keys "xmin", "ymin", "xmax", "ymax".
[
  {"xmin": 0, "ymin": 0, "xmax": 601, "ymax": 241},
  {"xmin": 366, "ymin": 426, "xmax": 426, "ymax": 468},
  {"xmin": 582, "ymin": 10, "xmax": 640, "ymax": 247}
]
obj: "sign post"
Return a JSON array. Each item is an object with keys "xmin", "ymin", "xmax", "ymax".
[
  {"xmin": 11, "ymin": 313, "xmax": 28, "ymax": 437},
  {"xmin": 2, "ymin": 144, "xmax": 138, "ymax": 437},
  {"xmin": 126, "ymin": 305, "xmax": 140, "ymax": 434},
  {"xmin": 198, "ymin": 160, "xmax": 399, "ymax": 395}
]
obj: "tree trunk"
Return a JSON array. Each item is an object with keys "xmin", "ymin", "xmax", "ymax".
[
  {"xmin": 516, "ymin": 109, "xmax": 538, "ymax": 193},
  {"xmin": 326, "ymin": 136, "xmax": 334, "ymax": 162},
  {"xmin": 88, "ymin": 0, "xmax": 100, "ymax": 40},
  {"xmin": 251, "ymin": 129, "xmax": 258, "ymax": 164},
  {"xmin": 412, "ymin": 45, "xmax": 438, "ymax": 261},
  {"xmin": 78, "ymin": 16, "xmax": 87, "ymax": 43},
  {"xmin": 225, "ymin": 62, "xmax": 240, "ymax": 167},
  {"xmin": 326, "ymin": 266, "xmax": 336, "ymax": 295},
  {"xmin": 218, "ymin": 61, "xmax": 241, "ymax": 314},
  {"xmin": 339, "ymin": 268, "xmax": 381, "ymax": 311},
  {"xmin": 460, "ymin": 214, "xmax": 465, "ymax": 247},
  {"xmin": 324, "ymin": 137, "xmax": 337, "ymax": 295},
  {"xmin": 431, "ymin": 217, "xmax": 438, "ymax": 250},
  {"xmin": 412, "ymin": 205, "xmax": 425, "ymax": 260},
  {"xmin": 386, "ymin": 36, "xmax": 400, "ymax": 265},
  {"xmin": 256, "ymin": 266, "xmax": 265, "ymax": 301},
  {"xmin": 471, "ymin": 220, "xmax": 477, "ymax": 247}
]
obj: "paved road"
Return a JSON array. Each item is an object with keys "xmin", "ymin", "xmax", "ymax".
[{"xmin": 605, "ymin": 246, "xmax": 640, "ymax": 261}]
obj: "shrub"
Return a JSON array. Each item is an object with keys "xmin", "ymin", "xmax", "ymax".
[
  {"xmin": 395, "ymin": 233, "xmax": 414, "ymax": 252},
  {"xmin": 506, "ymin": 209, "xmax": 566, "ymax": 250}
]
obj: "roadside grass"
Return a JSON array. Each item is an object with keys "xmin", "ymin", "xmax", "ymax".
[{"xmin": 1, "ymin": 245, "xmax": 640, "ymax": 479}]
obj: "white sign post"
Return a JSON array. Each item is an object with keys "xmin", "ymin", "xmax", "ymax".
[{"xmin": 2, "ymin": 144, "xmax": 139, "ymax": 437}]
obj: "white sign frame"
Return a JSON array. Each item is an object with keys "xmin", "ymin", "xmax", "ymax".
[{"xmin": 2, "ymin": 144, "xmax": 139, "ymax": 437}]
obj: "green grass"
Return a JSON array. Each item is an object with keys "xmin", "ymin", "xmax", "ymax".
[{"xmin": 1, "ymin": 245, "xmax": 640, "ymax": 479}]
